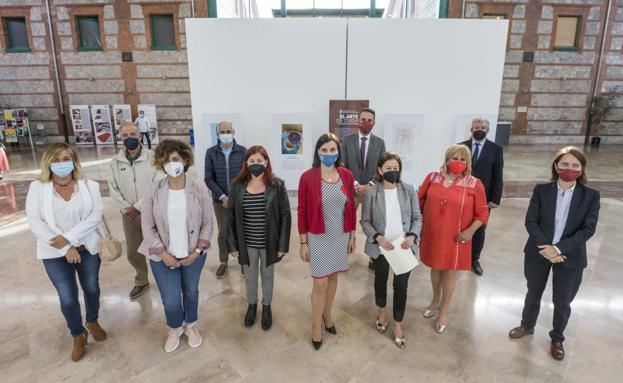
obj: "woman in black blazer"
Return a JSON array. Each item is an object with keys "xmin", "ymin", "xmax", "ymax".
[
  {"xmin": 227, "ymin": 146, "xmax": 291, "ymax": 331},
  {"xmin": 509, "ymin": 146, "xmax": 600, "ymax": 362}
]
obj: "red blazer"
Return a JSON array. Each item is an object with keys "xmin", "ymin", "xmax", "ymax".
[{"xmin": 297, "ymin": 166, "xmax": 356, "ymax": 235}]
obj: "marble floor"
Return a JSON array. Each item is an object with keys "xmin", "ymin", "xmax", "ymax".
[{"xmin": 0, "ymin": 144, "xmax": 622, "ymax": 383}]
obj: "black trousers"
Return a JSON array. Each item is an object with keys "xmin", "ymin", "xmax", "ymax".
[
  {"xmin": 141, "ymin": 132, "xmax": 152, "ymax": 149},
  {"xmin": 471, "ymin": 207, "xmax": 491, "ymax": 261},
  {"xmin": 520, "ymin": 255, "xmax": 583, "ymax": 343},
  {"xmin": 373, "ymin": 254, "xmax": 410, "ymax": 322}
]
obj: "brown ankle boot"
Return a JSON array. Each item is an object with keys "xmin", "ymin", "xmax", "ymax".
[
  {"xmin": 71, "ymin": 331, "xmax": 88, "ymax": 362},
  {"xmin": 85, "ymin": 321, "xmax": 107, "ymax": 341}
]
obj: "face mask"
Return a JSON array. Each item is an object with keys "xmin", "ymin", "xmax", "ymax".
[
  {"xmin": 248, "ymin": 163, "xmax": 265, "ymax": 177},
  {"xmin": 359, "ymin": 121, "xmax": 374, "ymax": 135},
  {"xmin": 382, "ymin": 170, "xmax": 400, "ymax": 184},
  {"xmin": 50, "ymin": 161, "xmax": 74, "ymax": 177},
  {"xmin": 219, "ymin": 134, "xmax": 234, "ymax": 145},
  {"xmin": 447, "ymin": 161, "xmax": 467, "ymax": 175},
  {"xmin": 123, "ymin": 137, "xmax": 140, "ymax": 151},
  {"xmin": 473, "ymin": 130, "xmax": 487, "ymax": 141},
  {"xmin": 557, "ymin": 167, "xmax": 582, "ymax": 182},
  {"xmin": 164, "ymin": 161, "xmax": 184, "ymax": 177},
  {"xmin": 319, "ymin": 153, "xmax": 338, "ymax": 167}
]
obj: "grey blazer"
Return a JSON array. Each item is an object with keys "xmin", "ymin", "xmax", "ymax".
[
  {"xmin": 360, "ymin": 182, "xmax": 422, "ymax": 259},
  {"xmin": 342, "ymin": 133, "xmax": 386, "ymax": 185}
]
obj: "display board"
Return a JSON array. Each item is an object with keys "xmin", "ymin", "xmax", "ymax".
[
  {"xmin": 346, "ymin": 18, "xmax": 507, "ymax": 185},
  {"xmin": 90, "ymin": 105, "xmax": 114, "ymax": 145},
  {"xmin": 187, "ymin": 18, "xmax": 348, "ymax": 189},
  {"xmin": 137, "ymin": 104, "xmax": 160, "ymax": 145},
  {"xmin": 70, "ymin": 105, "xmax": 94, "ymax": 145},
  {"xmin": 329, "ymin": 100, "xmax": 369, "ymax": 141},
  {"xmin": 0, "ymin": 109, "xmax": 30, "ymax": 144},
  {"xmin": 112, "ymin": 104, "xmax": 132, "ymax": 138}
]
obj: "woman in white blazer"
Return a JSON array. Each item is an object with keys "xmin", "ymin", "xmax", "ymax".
[{"xmin": 26, "ymin": 143, "xmax": 106, "ymax": 362}]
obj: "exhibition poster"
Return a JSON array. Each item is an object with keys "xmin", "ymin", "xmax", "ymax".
[
  {"xmin": 0, "ymin": 109, "xmax": 30, "ymax": 144},
  {"xmin": 383, "ymin": 113, "xmax": 425, "ymax": 185},
  {"xmin": 70, "ymin": 105, "xmax": 94, "ymax": 145},
  {"xmin": 329, "ymin": 100, "xmax": 369, "ymax": 141},
  {"xmin": 91, "ymin": 105, "xmax": 114, "ymax": 145},
  {"xmin": 137, "ymin": 104, "xmax": 160, "ymax": 145},
  {"xmin": 112, "ymin": 105, "xmax": 132, "ymax": 137}
]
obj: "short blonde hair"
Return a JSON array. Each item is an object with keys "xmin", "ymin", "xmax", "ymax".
[
  {"xmin": 39, "ymin": 143, "xmax": 84, "ymax": 182},
  {"xmin": 440, "ymin": 144, "xmax": 472, "ymax": 175}
]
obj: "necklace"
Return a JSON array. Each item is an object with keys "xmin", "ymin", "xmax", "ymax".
[{"xmin": 53, "ymin": 180, "xmax": 74, "ymax": 187}]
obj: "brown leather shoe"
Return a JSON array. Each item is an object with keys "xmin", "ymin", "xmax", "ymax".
[
  {"xmin": 71, "ymin": 331, "xmax": 88, "ymax": 362},
  {"xmin": 85, "ymin": 321, "xmax": 107, "ymax": 341},
  {"xmin": 129, "ymin": 283, "xmax": 150, "ymax": 300},
  {"xmin": 551, "ymin": 341, "xmax": 565, "ymax": 361},
  {"xmin": 508, "ymin": 325, "xmax": 534, "ymax": 339},
  {"xmin": 216, "ymin": 263, "xmax": 228, "ymax": 279}
]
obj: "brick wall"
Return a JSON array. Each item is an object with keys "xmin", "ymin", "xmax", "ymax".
[
  {"xmin": 0, "ymin": 0, "xmax": 207, "ymax": 143},
  {"xmin": 461, "ymin": 0, "xmax": 623, "ymax": 144}
]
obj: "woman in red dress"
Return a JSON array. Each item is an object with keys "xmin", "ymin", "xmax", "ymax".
[{"xmin": 418, "ymin": 144, "xmax": 489, "ymax": 333}]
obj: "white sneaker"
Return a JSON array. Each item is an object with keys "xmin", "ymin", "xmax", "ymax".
[
  {"xmin": 184, "ymin": 323, "xmax": 203, "ymax": 348},
  {"xmin": 164, "ymin": 326, "xmax": 184, "ymax": 353}
]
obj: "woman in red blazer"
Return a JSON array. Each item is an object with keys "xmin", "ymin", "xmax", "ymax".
[{"xmin": 298, "ymin": 132, "xmax": 356, "ymax": 350}]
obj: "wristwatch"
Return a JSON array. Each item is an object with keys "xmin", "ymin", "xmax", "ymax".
[{"xmin": 193, "ymin": 248, "xmax": 203, "ymax": 256}]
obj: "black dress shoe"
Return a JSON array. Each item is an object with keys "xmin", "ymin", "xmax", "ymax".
[
  {"xmin": 368, "ymin": 260, "xmax": 374, "ymax": 271},
  {"xmin": 322, "ymin": 316, "xmax": 337, "ymax": 334},
  {"xmin": 312, "ymin": 338, "xmax": 323, "ymax": 350},
  {"xmin": 261, "ymin": 305, "xmax": 272, "ymax": 331},
  {"xmin": 472, "ymin": 260, "xmax": 483, "ymax": 276},
  {"xmin": 244, "ymin": 304, "xmax": 257, "ymax": 327}
]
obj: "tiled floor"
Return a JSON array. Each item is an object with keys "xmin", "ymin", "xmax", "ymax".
[{"xmin": 0, "ymin": 144, "xmax": 621, "ymax": 383}]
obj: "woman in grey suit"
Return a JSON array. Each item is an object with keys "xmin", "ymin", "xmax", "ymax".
[{"xmin": 360, "ymin": 152, "xmax": 422, "ymax": 349}]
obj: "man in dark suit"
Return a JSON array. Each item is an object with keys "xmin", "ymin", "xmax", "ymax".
[
  {"xmin": 341, "ymin": 107, "xmax": 386, "ymax": 270},
  {"xmin": 460, "ymin": 117, "xmax": 504, "ymax": 276},
  {"xmin": 509, "ymin": 146, "xmax": 600, "ymax": 362}
]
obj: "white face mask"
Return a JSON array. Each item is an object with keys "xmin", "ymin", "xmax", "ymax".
[{"xmin": 164, "ymin": 161, "xmax": 184, "ymax": 178}]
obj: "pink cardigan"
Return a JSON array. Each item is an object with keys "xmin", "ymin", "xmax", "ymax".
[{"xmin": 139, "ymin": 177, "xmax": 213, "ymax": 261}]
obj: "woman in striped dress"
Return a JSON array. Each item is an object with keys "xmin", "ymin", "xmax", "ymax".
[
  {"xmin": 298, "ymin": 133, "xmax": 356, "ymax": 350},
  {"xmin": 227, "ymin": 146, "xmax": 291, "ymax": 330}
]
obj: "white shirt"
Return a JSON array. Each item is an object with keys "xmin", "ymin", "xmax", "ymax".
[
  {"xmin": 135, "ymin": 116, "xmax": 150, "ymax": 133},
  {"xmin": 167, "ymin": 189, "xmax": 189, "ymax": 258},
  {"xmin": 53, "ymin": 188, "xmax": 83, "ymax": 234},
  {"xmin": 384, "ymin": 188, "xmax": 404, "ymax": 242},
  {"xmin": 471, "ymin": 138, "xmax": 486, "ymax": 162},
  {"xmin": 553, "ymin": 181, "xmax": 576, "ymax": 246}
]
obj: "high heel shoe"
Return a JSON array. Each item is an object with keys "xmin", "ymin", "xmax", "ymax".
[
  {"xmin": 423, "ymin": 306, "xmax": 439, "ymax": 319},
  {"xmin": 393, "ymin": 331, "xmax": 406, "ymax": 349},
  {"xmin": 375, "ymin": 318, "xmax": 387, "ymax": 334},
  {"xmin": 435, "ymin": 322, "xmax": 448, "ymax": 334},
  {"xmin": 322, "ymin": 316, "xmax": 337, "ymax": 335},
  {"xmin": 312, "ymin": 337, "xmax": 323, "ymax": 350}
]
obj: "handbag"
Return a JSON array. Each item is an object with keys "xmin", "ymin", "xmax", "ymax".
[{"xmin": 99, "ymin": 215, "xmax": 123, "ymax": 262}]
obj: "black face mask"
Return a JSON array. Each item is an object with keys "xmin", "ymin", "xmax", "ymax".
[
  {"xmin": 382, "ymin": 171, "xmax": 400, "ymax": 184},
  {"xmin": 123, "ymin": 137, "xmax": 140, "ymax": 150},
  {"xmin": 248, "ymin": 164, "xmax": 266, "ymax": 177},
  {"xmin": 473, "ymin": 130, "xmax": 487, "ymax": 141}
]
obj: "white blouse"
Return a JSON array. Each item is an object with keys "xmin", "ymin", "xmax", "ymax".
[
  {"xmin": 167, "ymin": 189, "xmax": 189, "ymax": 259},
  {"xmin": 384, "ymin": 188, "xmax": 404, "ymax": 242},
  {"xmin": 53, "ymin": 188, "xmax": 83, "ymax": 234}
]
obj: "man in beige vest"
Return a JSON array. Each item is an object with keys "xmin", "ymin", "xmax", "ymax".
[{"xmin": 108, "ymin": 122, "xmax": 162, "ymax": 299}]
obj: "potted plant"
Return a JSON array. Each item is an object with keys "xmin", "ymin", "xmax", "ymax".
[{"xmin": 587, "ymin": 87, "xmax": 622, "ymax": 147}]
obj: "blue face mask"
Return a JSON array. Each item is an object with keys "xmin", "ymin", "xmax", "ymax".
[
  {"xmin": 50, "ymin": 161, "xmax": 75, "ymax": 177},
  {"xmin": 319, "ymin": 153, "xmax": 338, "ymax": 167},
  {"xmin": 219, "ymin": 134, "xmax": 234, "ymax": 145}
]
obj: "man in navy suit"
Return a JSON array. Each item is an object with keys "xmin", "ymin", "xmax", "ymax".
[
  {"xmin": 509, "ymin": 147, "xmax": 600, "ymax": 361},
  {"xmin": 460, "ymin": 117, "xmax": 504, "ymax": 276}
]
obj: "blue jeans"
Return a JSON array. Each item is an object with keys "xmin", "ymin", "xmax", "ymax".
[
  {"xmin": 43, "ymin": 250, "xmax": 101, "ymax": 337},
  {"xmin": 150, "ymin": 254, "xmax": 207, "ymax": 328}
]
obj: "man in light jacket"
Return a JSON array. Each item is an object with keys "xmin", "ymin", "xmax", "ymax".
[{"xmin": 108, "ymin": 122, "xmax": 162, "ymax": 299}]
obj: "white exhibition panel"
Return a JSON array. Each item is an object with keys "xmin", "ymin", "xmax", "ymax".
[
  {"xmin": 186, "ymin": 18, "xmax": 507, "ymax": 189},
  {"xmin": 347, "ymin": 18, "xmax": 508, "ymax": 187},
  {"xmin": 186, "ymin": 19, "xmax": 347, "ymax": 189}
]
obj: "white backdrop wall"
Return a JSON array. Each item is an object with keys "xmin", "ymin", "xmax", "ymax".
[{"xmin": 186, "ymin": 18, "xmax": 507, "ymax": 189}]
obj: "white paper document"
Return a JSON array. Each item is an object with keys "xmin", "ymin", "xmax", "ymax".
[{"xmin": 382, "ymin": 237, "xmax": 419, "ymax": 275}]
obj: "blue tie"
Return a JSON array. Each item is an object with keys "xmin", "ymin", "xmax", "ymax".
[{"xmin": 472, "ymin": 143, "xmax": 480, "ymax": 164}]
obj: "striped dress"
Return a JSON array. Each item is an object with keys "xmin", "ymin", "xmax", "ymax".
[
  {"xmin": 307, "ymin": 179, "xmax": 350, "ymax": 278},
  {"xmin": 242, "ymin": 191, "xmax": 266, "ymax": 248}
]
